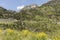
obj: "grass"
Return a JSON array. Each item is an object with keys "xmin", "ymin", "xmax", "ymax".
[
  {"xmin": 0, "ymin": 29, "xmax": 60, "ymax": 40},
  {"xmin": 0, "ymin": 19, "xmax": 17, "ymax": 24}
]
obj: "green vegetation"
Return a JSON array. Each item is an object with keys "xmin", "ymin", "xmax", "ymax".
[
  {"xmin": 0, "ymin": 29, "xmax": 60, "ymax": 40},
  {"xmin": 0, "ymin": 0, "xmax": 60, "ymax": 40}
]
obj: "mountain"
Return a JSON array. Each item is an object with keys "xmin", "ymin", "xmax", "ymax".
[
  {"xmin": 15, "ymin": 0, "xmax": 60, "ymax": 21},
  {"xmin": 0, "ymin": 0, "xmax": 60, "ymax": 32},
  {"xmin": 40, "ymin": 0, "xmax": 60, "ymax": 21},
  {"xmin": 11, "ymin": 0, "xmax": 60, "ymax": 32},
  {"xmin": 0, "ymin": 7, "xmax": 16, "ymax": 18},
  {"xmin": 23, "ymin": 4, "xmax": 38, "ymax": 10},
  {"xmin": 44, "ymin": 0, "xmax": 60, "ymax": 5}
]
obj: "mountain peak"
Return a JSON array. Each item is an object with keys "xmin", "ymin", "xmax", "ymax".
[{"xmin": 23, "ymin": 4, "xmax": 38, "ymax": 10}]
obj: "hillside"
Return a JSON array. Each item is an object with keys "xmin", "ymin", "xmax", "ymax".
[
  {"xmin": 0, "ymin": 0, "xmax": 60, "ymax": 33},
  {"xmin": 12, "ymin": 0, "xmax": 60, "ymax": 33},
  {"xmin": 0, "ymin": 7, "xmax": 15, "ymax": 18},
  {"xmin": 0, "ymin": 0, "xmax": 60, "ymax": 40}
]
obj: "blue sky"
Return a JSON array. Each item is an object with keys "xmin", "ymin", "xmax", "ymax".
[{"xmin": 0, "ymin": 0, "xmax": 50, "ymax": 11}]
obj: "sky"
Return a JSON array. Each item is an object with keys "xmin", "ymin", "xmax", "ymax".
[{"xmin": 0, "ymin": 0, "xmax": 50, "ymax": 11}]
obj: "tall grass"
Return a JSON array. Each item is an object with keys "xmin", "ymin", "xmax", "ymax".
[{"xmin": 0, "ymin": 29, "xmax": 59, "ymax": 40}]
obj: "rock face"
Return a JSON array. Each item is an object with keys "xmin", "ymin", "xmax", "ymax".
[{"xmin": 23, "ymin": 4, "xmax": 38, "ymax": 10}]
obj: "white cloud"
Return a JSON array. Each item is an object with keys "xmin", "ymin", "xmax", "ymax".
[{"xmin": 17, "ymin": 5, "xmax": 24, "ymax": 10}]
